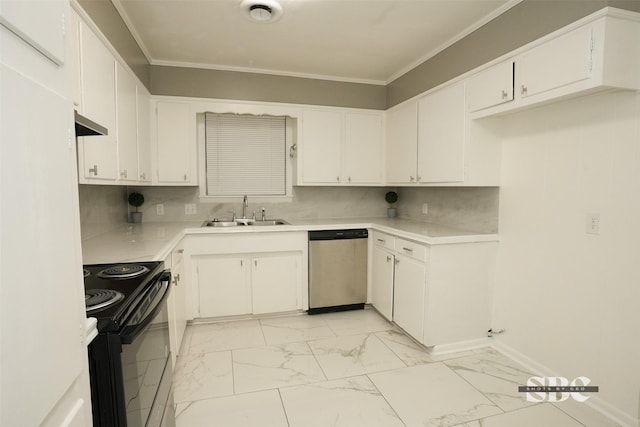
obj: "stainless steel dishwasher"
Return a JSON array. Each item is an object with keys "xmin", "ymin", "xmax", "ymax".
[{"xmin": 308, "ymin": 229, "xmax": 368, "ymax": 314}]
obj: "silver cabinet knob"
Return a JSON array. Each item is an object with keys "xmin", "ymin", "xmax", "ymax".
[
  {"xmin": 410, "ymin": 176, "xmax": 415, "ymax": 182},
  {"xmin": 89, "ymin": 164, "xmax": 98, "ymax": 176},
  {"xmin": 120, "ymin": 170, "xmax": 128, "ymax": 179},
  {"xmin": 386, "ymin": 255, "xmax": 392, "ymax": 262},
  {"xmin": 521, "ymin": 85, "xmax": 528, "ymax": 95},
  {"xmin": 501, "ymin": 90, "xmax": 508, "ymax": 99},
  {"xmin": 140, "ymin": 172, "xmax": 146, "ymax": 180}
]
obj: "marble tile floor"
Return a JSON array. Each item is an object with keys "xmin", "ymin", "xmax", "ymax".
[{"xmin": 173, "ymin": 309, "xmax": 618, "ymax": 427}]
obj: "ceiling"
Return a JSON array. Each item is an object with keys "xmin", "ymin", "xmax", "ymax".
[{"xmin": 113, "ymin": 0, "xmax": 521, "ymax": 85}]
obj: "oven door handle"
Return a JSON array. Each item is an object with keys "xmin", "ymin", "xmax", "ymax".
[{"xmin": 120, "ymin": 270, "xmax": 171, "ymax": 344}]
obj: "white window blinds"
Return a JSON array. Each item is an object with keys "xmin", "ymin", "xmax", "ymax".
[{"xmin": 205, "ymin": 113, "xmax": 286, "ymax": 196}]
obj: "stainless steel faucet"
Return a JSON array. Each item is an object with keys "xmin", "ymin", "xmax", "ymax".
[{"xmin": 242, "ymin": 195, "xmax": 248, "ymax": 219}]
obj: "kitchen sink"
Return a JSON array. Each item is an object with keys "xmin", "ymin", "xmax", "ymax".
[{"xmin": 202, "ymin": 219, "xmax": 289, "ymax": 227}]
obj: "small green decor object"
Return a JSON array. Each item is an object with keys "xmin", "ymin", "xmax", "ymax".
[
  {"xmin": 128, "ymin": 192, "xmax": 144, "ymax": 223},
  {"xmin": 385, "ymin": 191, "xmax": 398, "ymax": 205},
  {"xmin": 385, "ymin": 191, "xmax": 398, "ymax": 219}
]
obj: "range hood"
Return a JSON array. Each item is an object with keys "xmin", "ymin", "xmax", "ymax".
[{"xmin": 75, "ymin": 111, "xmax": 108, "ymax": 136}]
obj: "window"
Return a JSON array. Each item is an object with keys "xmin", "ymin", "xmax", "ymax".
[{"xmin": 204, "ymin": 113, "xmax": 287, "ymax": 197}]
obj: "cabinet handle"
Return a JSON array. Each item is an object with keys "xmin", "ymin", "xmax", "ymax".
[
  {"xmin": 348, "ymin": 176, "xmax": 351, "ymax": 183},
  {"xmin": 172, "ymin": 273, "xmax": 180, "ymax": 285},
  {"xmin": 177, "ymin": 249, "xmax": 184, "ymax": 254},
  {"xmin": 501, "ymin": 90, "xmax": 508, "ymax": 99},
  {"xmin": 120, "ymin": 169, "xmax": 128, "ymax": 179},
  {"xmin": 184, "ymin": 174, "xmax": 188, "ymax": 181},
  {"xmin": 140, "ymin": 172, "xmax": 146, "ymax": 180},
  {"xmin": 521, "ymin": 85, "xmax": 528, "ymax": 95},
  {"xmin": 417, "ymin": 176, "xmax": 421, "ymax": 182},
  {"xmin": 377, "ymin": 238, "xmax": 385, "ymax": 243},
  {"xmin": 386, "ymin": 255, "xmax": 392, "ymax": 262},
  {"xmin": 240, "ymin": 260, "xmax": 243, "ymax": 267},
  {"xmin": 254, "ymin": 259, "xmax": 258, "ymax": 267},
  {"xmin": 395, "ymin": 258, "xmax": 400, "ymax": 265},
  {"xmin": 336, "ymin": 176, "xmax": 340, "ymax": 182},
  {"xmin": 402, "ymin": 247, "xmax": 413, "ymax": 252},
  {"xmin": 89, "ymin": 164, "xmax": 98, "ymax": 176},
  {"xmin": 410, "ymin": 176, "xmax": 415, "ymax": 182}
]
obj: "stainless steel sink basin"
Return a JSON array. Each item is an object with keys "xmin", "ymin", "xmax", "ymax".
[
  {"xmin": 202, "ymin": 219, "xmax": 288, "ymax": 227},
  {"xmin": 251, "ymin": 219, "xmax": 289, "ymax": 226}
]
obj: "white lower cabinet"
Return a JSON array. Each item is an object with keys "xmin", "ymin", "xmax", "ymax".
[
  {"xmin": 188, "ymin": 232, "xmax": 307, "ymax": 319},
  {"xmin": 167, "ymin": 241, "xmax": 188, "ymax": 368},
  {"xmin": 392, "ymin": 239, "xmax": 428, "ymax": 341},
  {"xmin": 370, "ymin": 238, "xmax": 395, "ymax": 321},
  {"xmin": 197, "ymin": 255, "xmax": 252, "ymax": 317},
  {"xmin": 370, "ymin": 231, "xmax": 497, "ymax": 351}
]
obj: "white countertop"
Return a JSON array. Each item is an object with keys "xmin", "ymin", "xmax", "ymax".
[{"xmin": 82, "ymin": 218, "xmax": 498, "ymax": 264}]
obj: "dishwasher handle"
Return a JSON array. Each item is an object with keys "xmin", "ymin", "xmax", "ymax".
[{"xmin": 309, "ymin": 229, "xmax": 368, "ymax": 241}]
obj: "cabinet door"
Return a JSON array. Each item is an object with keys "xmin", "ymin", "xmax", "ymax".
[
  {"xmin": 116, "ymin": 63, "xmax": 138, "ymax": 182},
  {"xmin": 417, "ymin": 82, "xmax": 465, "ymax": 183},
  {"xmin": 169, "ymin": 247, "xmax": 187, "ymax": 366},
  {"xmin": 197, "ymin": 256, "xmax": 251, "ymax": 317},
  {"xmin": 467, "ymin": 60, "xmax": 514, "ymax": 112},
  {"xmin": 78, "ymin": 21, "xmax": 117, "ymax": 181},
  {"xmin": 156, "ymin": 101, "xmax": 194, "ymax": 184},
  {"xmin": 371, "ymin": 245, "xmax": 394, "ymax": 321},
  {"xmin": 385, "ymin": 100, "xmax": 418, "ymax": 184},
  {"xmin": 137, "ymin": 87, "xmax": 152, "ymax": 182},
  {"xmin": 252, "ymin": 254, "xmax": 300, "ymax": 314},
  {"xmin": 344, "ymin": 112, "xmax": 382, "ymax": 184},
  {"xmin": 301, "ymin": 110, "xmax": 342, "ymax": 184},
  {"xmin": 516, "ymin": 25, "xmax": 592, "ymax": 99},
  {"xmin": 393, "ymin": 254, "xmax": 426, "ymax": 341}
]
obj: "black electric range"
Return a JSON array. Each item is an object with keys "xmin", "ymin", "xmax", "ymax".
[{"xmin": 84, "ymin": 261, "xmax": 175, "ymax": 427}]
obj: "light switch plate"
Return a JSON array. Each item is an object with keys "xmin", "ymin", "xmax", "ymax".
[
  {"xmin": 586, "ymin": 213, "xmax": 600, "ymax": 235},
  {"xmin": 185, "ymin": 203, "xmax": 197, "ymax": 215},
  {"xmin": 156, "ymin": 204, "xmax": 164, "ymax": 216}
]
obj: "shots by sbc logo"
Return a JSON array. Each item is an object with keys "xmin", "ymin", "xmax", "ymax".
[{"xmin": 518, "ymin": 376, "xmax": 599, "ymax": 402}]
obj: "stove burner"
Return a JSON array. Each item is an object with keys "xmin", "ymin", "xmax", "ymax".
[
  {"xmin": 83, "ymin": 269, "xmax": 90, "ymax": 278},
  {"xmin": 85, "ymin": 289, "xmax": 124, "ymax": 312},
  {"xmin": 97, "ymin": 264, "xmax": 150, "ymax": 280}
]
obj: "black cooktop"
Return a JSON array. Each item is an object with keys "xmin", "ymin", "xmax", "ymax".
[{"xmin": 83, "ymin": 261, "xmax": 165, "ymax": 333}]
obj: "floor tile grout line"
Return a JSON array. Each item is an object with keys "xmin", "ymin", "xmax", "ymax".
[
  {"xmin": 365, "ymin": 373, "xmax": 410, "ymax": 427},
  {"xmin": 276, "ymin": 388, "xmax": 292, "ymax": 427}
]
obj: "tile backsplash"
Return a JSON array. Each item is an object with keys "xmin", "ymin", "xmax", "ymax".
[{"xmin": 78, "ymin": 185, "xmax": 499, "ymax": 237}]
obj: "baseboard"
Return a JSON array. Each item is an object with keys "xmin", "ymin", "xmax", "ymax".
[
  {"xmin": 491, "ymin": 340, "xmax": 639, "ymax": 427},
  {"xmin": 427, "ymin": 338, "xmax": 492, "ymax": 356}
]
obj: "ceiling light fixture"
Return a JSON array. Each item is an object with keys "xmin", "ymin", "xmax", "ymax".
[{"xmin": 241, "ymin": 0, "xmax": 283, "ymax": 23}]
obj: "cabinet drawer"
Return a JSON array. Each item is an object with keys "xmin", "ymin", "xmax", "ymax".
[
  {"xmin": 395, "ymin": 238, "xmax": 427, "ymax": 262},
  {"xmin": 372, "ymin": 231, "xmax": 394, "ymax": 250}
]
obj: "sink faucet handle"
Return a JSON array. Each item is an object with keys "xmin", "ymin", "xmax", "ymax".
[
  {"xmin": 261, "ymin": 207, "xmax": 266, "ymax": 221},
  {"xmin": 252, "ymin": 211, "xmax": 256, "ymax": 220},
  {"xmin": 229, "ymin": 211, "xmax": 236, "ymax": 221}
]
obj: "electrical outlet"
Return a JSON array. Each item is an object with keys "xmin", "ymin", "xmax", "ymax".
[
  {"xmin": 156, "ymin": 204, "xmax": 164, "ymax": 216},
  {"xmin": 422, "ymin": 203, "xmax": 428, "ymax": 215},
  {"xmin": 586, "ymin": 213, "xmax": 600, "ymax": 235},
  {"xmin": 185, "ymin": 203, "xmax": 197, "ymax": 215}
]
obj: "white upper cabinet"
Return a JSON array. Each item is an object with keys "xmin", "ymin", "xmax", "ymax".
[
  {"xmin": 137, "ymin": 86, "xmax": 152, "ymax": 182},
  {"xmin": 516, "ymin": 25, "xmax": 592, "ymax": 100},
  {"xmin": 385, "ymin": 100, "xmax": 418, "ymax": 184},
  {"xmin": 300, "ymin": 110, "xmax": 342, "ymax": 184},
  {"xmin": 417, "ymin": 81, "xmax": 466, "ymax": 183},
  {"xmin": 300, "ymin": 109, "xmax": 383, "ymax": 185},
  {"xmin": 77, "ymin": 19, "xmax": 118, "ymax": 182},
  {"xmin": 116, "ymin": 62, "xmax": 138, "ymax": 183},
  {"xmin": 153, "ymin": 100, "xmax": 197, "ymax": 185},
  {"xmin": 467, "ymin": 59, "xmax": 514, "ymax": 112},
  {"xmin": 344, "ymin": 112, "xmax": 383, "ymax": 184},
  {"xmin": 470, "ymin": 11, "xmax": 640, "ymax": 118}
]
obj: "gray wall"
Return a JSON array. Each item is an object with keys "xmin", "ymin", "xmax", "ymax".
[
  {"xmin": 79, "ymin": 0, "xmax": 640, "ymax": 109},
  {"xmin": 149, "ymin": 66, "xmax": 387, "ymax": 109}
]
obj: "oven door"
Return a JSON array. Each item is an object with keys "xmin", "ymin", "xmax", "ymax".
[
  {"xmin": 88, "ymin": 271, "xmax": 175, "ymax": 427},
  {"xmin": 121, "ymin": 271, "xmax": 175, "ymax": 427}
]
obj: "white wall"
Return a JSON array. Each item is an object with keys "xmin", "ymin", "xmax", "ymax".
[{"xmin": 493, "ymin": 90, "xmax": 640, "ymax": 425}]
